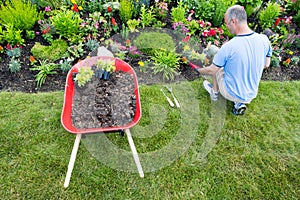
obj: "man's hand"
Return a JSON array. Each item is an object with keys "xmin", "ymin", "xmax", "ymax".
[{"xmin": 189, "ymin": 62, "xmax": 201, "ymax": 72}]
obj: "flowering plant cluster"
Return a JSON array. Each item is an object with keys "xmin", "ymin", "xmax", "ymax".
[
  {"xmin": 70, "ymin": 0, "xmax": 84, "ymax": 12},
  {"xmin": 154, "ymin": 0, "xmax": 168, "ymax": 20}
]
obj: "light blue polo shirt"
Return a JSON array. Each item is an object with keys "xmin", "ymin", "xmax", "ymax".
[{"xmin": 213, "ymin": 32, "xmax": 272, "ymax": 102}]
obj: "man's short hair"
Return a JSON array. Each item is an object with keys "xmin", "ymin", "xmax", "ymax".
[{"xmin": 227, "ymin": 5, "xmax": 247, "ymax": 23}]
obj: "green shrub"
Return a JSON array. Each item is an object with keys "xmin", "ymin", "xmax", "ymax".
[
  {"xmin": 50, "ymin": 9, "xmax": 82, "ymax": 40},
  {"xmin": 0, "ymin": 0, "xmax": 41, "ymax": 31},
  {"xmin": 259, "ymin": 2, "xmax": 281, "ymax": 30},
  {"xmin": 236, "ymin": 0, "xmax": 263, "ymax": 16},
  {"xmin": 30, "ymin": 39, "xmax": 68, "ymax": 62},
  {"xmin": 83, "ymin": 0, "xmax": 104, "ymax": 13},
  {"xmin": 133, "ymin": 31, "xmax": 175, "ymax": 56},
  {"xmin": 119, "ymin": 0, "xmax": 134, "ymax": 23},
  {"xmin": 139, "ymin": 5, "xmax": 156, "ymax": 28},
  {"xmin": 293, "ymin": 10, "xmax": 300, "ymax": 27},
  {"xmin": 212, "ymin": 0, "xmax": 237, "ymax": 27},
  {"xmin": 151, "ymin": 49, "xmax": 180, "ymax": 80},
  {"xmin": 171, "ymin": 1, "xmax": 186, "ymax": 23},
  {"xmin": 0, "ymin": 24, "xmax": 25, "ymax": 46}
]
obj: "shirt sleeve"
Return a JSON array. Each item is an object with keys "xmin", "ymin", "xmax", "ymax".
[{"xmin": 212, "ymin": 42, "xmax": 230, "ymax": 68}]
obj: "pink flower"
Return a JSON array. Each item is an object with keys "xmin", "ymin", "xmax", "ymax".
[
  {"xmin": 284, "ymin": 16, "xmax": 292, "ymax": 24},
  {"xmin": 217, "ymin": 28, "xmax": 224, "ymax": 34},
  {"xmin": 206, "ymin": 22, "xmax": 212, "ymax": 26},
  {"xmin": 198, "ymin": 20, "xmax": 205, "ymax": 28},
  {"xmin": 94, "ymin": 22, "xmax": 99, "ymax": 29},
  {"xmin": 45, "ymin": 6, "xmax": 51, "ymax": 12},
  {"xmin": 202, "ymin": 30, "xmax": 209, "ymax": 37}
]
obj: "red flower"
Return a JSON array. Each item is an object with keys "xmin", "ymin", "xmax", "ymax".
[
  {"xmin": 111, "ymin": 17, "xmax": 117, "ymax": 26},
  {"xmin": 274, "ymin": 18, "xmax": 282, "ymax": 26},
  {"xmin": 42, "ymin": 27, "xmax": 50, "ymax": 34},
  {"xmin": 182, "ymin": 35, "xmax": 190, "ymax": 43},
  {"xmin": 107, "ymin": 6, "xmax": 112, "ymax": 12},
  {"xmin": 208, "ymin": 29, "xmax": 217, "ymax": 37},
  {"xmin": 72, "ymin": 4, "xmax": 79, "ymax": 12}
]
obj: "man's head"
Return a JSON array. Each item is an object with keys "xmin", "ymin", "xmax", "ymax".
[{"xmin": 224, "ymin": 5, "xmax": 248, "ymax": 35}]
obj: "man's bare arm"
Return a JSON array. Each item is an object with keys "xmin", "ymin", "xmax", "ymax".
[{"xmin": 265, "ymin": 57, "xmax": 271, "ymax": 68}]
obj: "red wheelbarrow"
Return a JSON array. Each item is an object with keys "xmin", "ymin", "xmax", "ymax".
[{"xmin": 61, "ymin": 56, "xmax": 143, "ymax": 188}]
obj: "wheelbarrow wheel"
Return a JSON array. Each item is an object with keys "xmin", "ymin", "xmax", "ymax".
[{"xmin": 119, "ymin": 130, "xmax": 125, "ymax": 137}]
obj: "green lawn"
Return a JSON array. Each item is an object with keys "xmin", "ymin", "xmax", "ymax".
[{"xmin": 0, "ymin": 80, "xmax": 299, "ymax": 199}]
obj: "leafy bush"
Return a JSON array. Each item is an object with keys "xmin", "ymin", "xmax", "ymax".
[
  {"xmin": 133, "ymin": 31, "xmax": 175, "ymax": 56},
  {"xmin": 0, "ymin": 0, "xmax": 41, "ymax": 31},
  {"xmin": 259, "ymin": 2, "xmax": 281, "ymax": 30},
  {"xmin": 30, "ymin": 39, "xmax": 68, "ymax": 62},
  {"xmin": 294, "ymin": 10, "xmax": 300, "ymax": 27},
  {"xmin": 83, "ymin": 0, "xmax": 104, "ymax": 13},
  {"xmin": 139, "ymin": 5, "xmax": 156, "ymax": 28},
  {"xmin": 119, "ymin": 0, "xmax": 134, "ymax": 23},
  {"xmin": 50, "ymin": 9, "xmax": 82, "ymax": 40},
  {"xmin": 212, "ymin": 0, "xmax": 237, "ymax": 27},
  {"xmin": 151, "ymin": 49, "xmax": 180, "ymax": 80},
  {"xmin": 0, "ymin": 24, "xmax": 25, "ymax": 46},
  {"xmin": 133, "ymin": 0, "xmax": 150, "ymax": 18},
  {"xmin": 181, "ymin": 0, "xmax": 214, "ymax": 23},
  {"xmin": 171, "ymin": 1, "xmax": 186, "ymax": 23},
  {"xmin": 236, "ymin": 0, "xmax": 263, "ymax": 16}
]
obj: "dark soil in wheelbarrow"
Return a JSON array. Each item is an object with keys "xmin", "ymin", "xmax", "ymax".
[{"xmin": 72, "ymin": 70, "xmax": 137, "ymax": 130}]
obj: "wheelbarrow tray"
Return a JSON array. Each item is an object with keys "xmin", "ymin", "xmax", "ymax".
[{"xmin": 61, "ymin": 56, "xmax": 142, "ymax": 134}]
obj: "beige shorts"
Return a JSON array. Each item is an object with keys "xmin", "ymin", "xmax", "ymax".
[{"xmin": 216, "ymin": 68, "xmax": 250, "ymax": 103}]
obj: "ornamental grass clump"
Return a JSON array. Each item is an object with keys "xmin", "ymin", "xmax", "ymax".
[
  {"xmin": 30, "ymin": 39, "xmax": 68, "ymax": 62},
  {"xmin": 133, "ymin": 31, "xmax": 175, "ymax": 56}
]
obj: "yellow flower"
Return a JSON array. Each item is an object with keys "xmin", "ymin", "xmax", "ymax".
[
  {"xmin": 71, "ymin": 0, "xmax": 76, "ymax": 4},
  {"xmin": 288, "ymin": 50, "xmax": 294, "ymax": 55},
  {"xmin": 78, "ymin": 6, "xmax": 83, "ymax": 10},
  {"xmin": 183, "ymin": 45, "xmax": 190, "ymax": 51},
  {"xmin": 138, "ymin": 61, "xmax": 145, "ymax": 67}
]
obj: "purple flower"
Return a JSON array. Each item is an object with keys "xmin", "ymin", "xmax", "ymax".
[{"xmin": 36, "ymin": 32, "xmax": 40, "ymax": 35}]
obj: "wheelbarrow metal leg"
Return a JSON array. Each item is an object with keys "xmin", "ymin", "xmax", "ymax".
[
  {"xmin": 125, "ymin": 129, "xmax": 144, "ymax": 178},
  {"xmin": 64, "ymin": 133, "xmax": 82, "ymax": 188}
]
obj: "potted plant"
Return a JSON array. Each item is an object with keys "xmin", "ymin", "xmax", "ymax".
[
  {"xmin": 103, "ymin": 59, "xmax": 116, "ymax": 80},
  {"xmin": 92, "ymin": 59, "xmax": 105, "ymax": 79},
  {"xmin": 73, "ymin": 66, "xmax": 94, "ymax": 87}
]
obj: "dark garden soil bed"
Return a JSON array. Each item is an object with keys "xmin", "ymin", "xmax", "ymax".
[
  {"xmin": 0, "ymin": 53, "xmax": 299, "ymax": 94},
  {"xmin": 72, "ymin": 71, "xmax": 136, "ymax": 130}
]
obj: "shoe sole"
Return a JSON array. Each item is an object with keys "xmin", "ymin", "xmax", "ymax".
[{"xmin": 232, "ymin": 107, "xmax": 246, "ymax": 115}]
